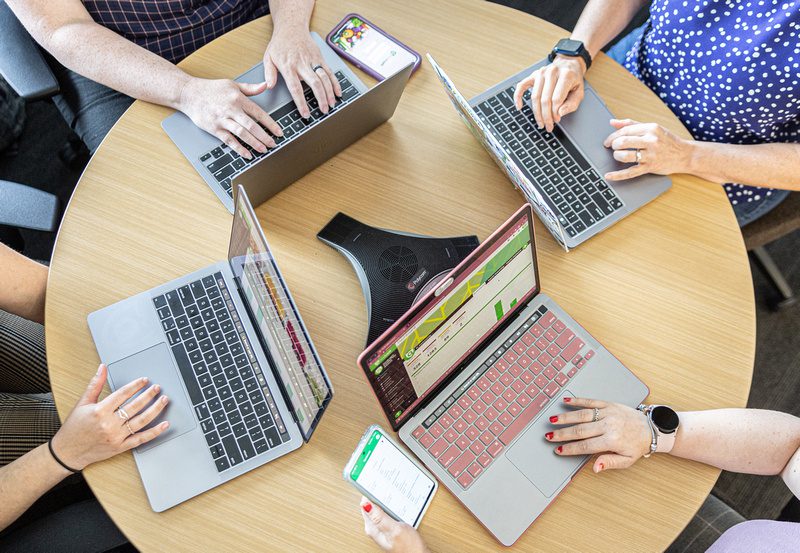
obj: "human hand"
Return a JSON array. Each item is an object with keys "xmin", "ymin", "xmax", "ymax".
[
  {"xmin": 50, "ymin": 364, "xmax": 170, "ymax": 471},
  {"xmin": 514, "ymin": 56, "xmax": 587, "ymax": 132},
  {"xmin": 263, "ymin": 28, "xmax": 341, "ymax": 119},
  {"xmin": 360, "ymin": 498, "xmax": 429, "ymax": 553},
  {"xmin": 178, "ymin": 77, "xmax": 283, "ymax": 159},
  {"xmin": 546, "ymin": 397, "xmax": 651, "ymax": 472},
  {"xmin": 603, "ymin": 118, "xmax": 692, "ymax": 181}
]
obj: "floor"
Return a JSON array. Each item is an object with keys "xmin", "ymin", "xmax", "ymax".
[{"xmin": 1, "ymin": 0, "xmax": 798, "ymax": 527}]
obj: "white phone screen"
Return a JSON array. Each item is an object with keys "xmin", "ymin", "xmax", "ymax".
[
  {"xmin": 330, "ymin": 16, "xmax": 417, "ymax": 79},
  {"xmin": 350, "ymin": 429, "xmax": 435, "ymax": 526}
]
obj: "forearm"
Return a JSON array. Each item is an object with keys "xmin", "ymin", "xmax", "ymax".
[
  {"xmin": 670, "ymin": 409, "xmax": 800, "ymax": 476},
  {"xmin": 269, "ymin": 0, "xmax": 314, "ymax": 32},
  {"xmin": 0, "ymin": 243, "xmax": 47, "ymax": 324},
  {"xmin": 685, "ymin": 140, "xmax": 800, "ymax": 190},
  {"xmin": 0, "ymin": 444, "xmax": 70, "ymax": 531},
  {"xmin": 571, "ymin": 0, "xmax": 649, "ymax": 59}
]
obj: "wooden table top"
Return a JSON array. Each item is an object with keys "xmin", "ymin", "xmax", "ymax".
[{"xmin": 45, "ymin": 1, "xmax": 755, "ymax": 551}]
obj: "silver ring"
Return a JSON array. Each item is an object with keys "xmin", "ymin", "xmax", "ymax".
[
  {"xmin": 116, "ymin": 407, "xmax": 130, "ymax": 422},
  {"xmin": 635, "ymin": 149, "xmax": 642, "ymax": 164},
  {"xmin": 592, "ymin": 408, "xmax": 600, "ymax": 423},
  {"xmin": 124, "ymin": 421, "xmax": 135, "ymax": 436},
  {"xmin": 311, "ymin": 64, "xmax": 324, "ymax": 73}
]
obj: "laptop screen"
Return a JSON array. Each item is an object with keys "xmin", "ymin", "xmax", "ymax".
[
  {"xmin": 361, "ymin": 206, "xmax": 538, "ymax": 430},
  {"xmin": 228, "ymin": 187, "xmax": 333, "ymax": 441}
]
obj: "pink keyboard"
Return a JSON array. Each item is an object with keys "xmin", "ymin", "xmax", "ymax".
[{"xmin": 412, "ymin": 306, "xmax": 595, "ymax": 490}]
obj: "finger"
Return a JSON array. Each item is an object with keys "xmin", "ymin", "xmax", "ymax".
[
  {"xmin": 610, "ymin": 117, "xmax": 641, "ymax": 129},
  {"xmin": 102, "ymin": 376, "xmax": 149, "ymax": 411},
  {"xmin": 556, "ymin": 436, "xmax": 608, "ymax": 456},
  {"xmin": 216, "ymin": 129, "xmax": 250, "ymax": 160},
  {"xmin": 610, "ymin": 135, "xmax": 651, "ymax": 151},
  {"xmin": 605, "ymin": 164, "xmax": 649, "ymax": 181},
  {"xmin": 124, "ymin": 420, "xmax": 170, "ymax": 449},
  {"xmin": 549, "ymin": 408, "xmax": 597, "ymax": 425},
  {"xmin": 242, "ymin": 100, "xmax": 283, "ymax": 137},
  {"xmin": 603, "ymin": 122, "xmax": 650, "ymax": 147},
  {"xmin": 539, "ymin": 70, "xmax": 558, "ymax": 132},
  {"xmin": 514, "ymin": 74, "xmax": 537, "ymax": 109},
  {"xmin": 234, "ymin": 112, "xmax": 276, "ymax": 148},
  {"xmin": 299, "ymin": 68, "xmax": 329, "ymax": 114},
  {"xmin": 613, "ymin": 149, "xmax": 639, "ymax": 164},
  {"xmin": 263, "ymin": 58, "xmax": 279, "ymax": 89},
  {"xmin": 528, "ymin": 74, "xmax": 545, "ymax": 128},
  {"xmin": 546, "ymin": 421, "xmax": 604, "ymax": 443},
  {"xmin": 129, "ymin": 395, "xmax": 169, "ymax": 432},
  {"xmin": 284, "ymin": 71, "xmax": 309, "ymax": 119},
  {"xmin": 224, "ymin": 119, "xmax": 267, "ymax": 154},
  {"xmin": 237, "ymin": 81, "xmax": 268, "ymax": 97},
  {"xmin": 119, "ymin": 384, "xmax": 161, "ymax": 418},
  {"xmin": 558, "ymin": 86, "xmax": 584, "ymax": 117},
  {"xmin": 594, "ymin": 453, "xmax": 636, "ymax": 473},
  {"xmin": 79, "ymin": 364, "xmax": 107, "ymax": 406},
  {"xmin": 550, "ymin": 77, "xmax": 573, "ymax": 124},
  {"xmin": 324, "ymin": 64, "xmax": 342, "ymax": 97},
  {"xmin": 563, "ymin": 397, "xmax": 609, "ymax": 409},
  {"xmin": 313, "ymin": 63, "xmax": 337, "ymax": 107},
  {"xmin": 364, "ymin": 500, "xmax": 393, "ymax": 532}
]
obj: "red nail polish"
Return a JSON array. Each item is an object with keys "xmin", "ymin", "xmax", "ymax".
[
  {"xmin": 545, "ymin": 432, "xmax": 554, "ymax": 440},
  {"xmin": 599, "ymin": 463, "xmax": 605, "ymax": 471},
  {"xmin": 563, "ymin": 397, "xmax": 572, "ymax": 403},
  {"xmin": 363, "ymin": 503, "xmax": 372, "ymax": 513},
  {"xmin": 549, "ymin": 415, "xmax": 558, "ymax": 423},
  {"xmin": 556, "ymin": 446, "xmax": 563, "ymax": 453}
]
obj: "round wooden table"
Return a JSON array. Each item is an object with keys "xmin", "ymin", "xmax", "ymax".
[{"xmin": 45, "ymin": 1, "xmax": 755, "ymax": 551}]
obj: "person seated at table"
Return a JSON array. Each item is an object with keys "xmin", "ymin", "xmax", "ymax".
[
  {"xmin": 358, "ymin": 397, "xmax": 800, "ymax": 553},
  {"xmin": 0, "ymin": 242, "xmax": 169, "ymax": 539},
  {"xmin": 513, "ymin": 0, "xmax": 800, "ymax": 227},
  {"xmin": 6, "ymin": 0, "xmax": 341, "ymax": 159}
]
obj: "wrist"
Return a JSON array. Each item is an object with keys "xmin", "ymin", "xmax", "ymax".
[
  {"xmin": 683, "ymin": 139, "xmax": 711, "ymax": 179},
  {"xmin": 554, "ymin": 54, "xmax": 587, "ymax": 75},
  {"xmin": 175, "ymin": 74, "xmax": 197, "ymax": 113},
  {"xmin": 51, "ymin": 430, "xmax": 88, "ymax": 472}
]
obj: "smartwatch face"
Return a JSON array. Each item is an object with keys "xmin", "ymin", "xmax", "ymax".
[
  {"xmin": 651, "ymin": 406, "xmax": 679, "ymax": 433},
  {"xmin": 556, "ymin": 39, "xmax": 584, "ymax": 54}
]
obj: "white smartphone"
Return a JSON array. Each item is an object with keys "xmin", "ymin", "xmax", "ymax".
[{"xmin": 343, "ymin": 425, "xmax": 437, "ymax": 528}]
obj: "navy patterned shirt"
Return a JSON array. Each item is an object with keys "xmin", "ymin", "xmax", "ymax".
[{"xmin": 82, "ymin": 1, "xmax": 270, "ymax": 64}]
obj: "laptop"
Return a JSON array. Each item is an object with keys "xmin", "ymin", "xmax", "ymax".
[
  {"xmin": 357, "ymin": 204, "xmax": 649, "ymax": 545},
  {"xmin": 162, "ymin": 32, "xmax": 413, "ymax": 214},
  {"xmin": 88, "ymin": 186, "xmax": 333, "ymax": 512},
  {"xmin": 427, "ymin": 54, "xmax": 671, "ymax": 251}
]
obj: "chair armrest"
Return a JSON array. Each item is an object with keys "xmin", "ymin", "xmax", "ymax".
[
  {"xmin": 0, "ymin": 180, "xmax": 59, "ymax": 232},
  {"xmin": 0, "ymin": 0, "xmax": 59, "ymax": 101}
]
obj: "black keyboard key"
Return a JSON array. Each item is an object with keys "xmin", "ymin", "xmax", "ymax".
[
  {"xmin": 206, "ymin": 153, "xmax": 233, "ymax": 173},
  {"xmin": 234, "ymin": 390, "xmax": 248, "ymax": 404},
  {"xmin": 222, "ymin": 434, "xmax": 243, "ymax": 466},
  {"xmin": 195, "ymin": 404, "xmax": 210, "ymax": 421},
  {"xmin": 223, "ymin": 398, "xmax": 237, "ymax": 412},
  {"xmin": 213, "ymin": 374, "xmax": 226, "ymax": 388},
  {"xmin": 237, "ymin": 436, "xmax": 256, "ymax": 460},
  {"xmin": 217, "ymin": 421, "xmax": 231, "ymax": 436},
  {"xmin": 201, "ymin": 419, "xmax": 215, "ymax": 433},
  {"xmin": 220, "ymin": 353, "xmax": 234, "ymax": 367},
  {"xmin": 190, "ymin": 281, "xmax": 206, "ymax": 299},
  {"xmin": 199, "ymin": 339, "xmax": 214, "ymax": 353},
  {"xmin": 175, "ymin": 315, "xmax": 190, "ymax": 329},
  {"xmin": 219, "ymin": 386, "xmax": 232, "ymax": 400},
  {"xmin": 233, "ymin": 422, "xmax": 247, "ymax": 438},
  {"xmin": 209, "ymin": 362, "xmax": 223, "ymax": 376},
  {"xmin": 259, "ymin": 413, "xmax": 274, "ymax": 429},
  {"xmin": 202, "ymin": 386, "xmax": 217, "ymax": 401},
  {"xmin": 240, "ymin": 402, "xmax": 254, "ymax": 416},
  {"xmin": 166, "ymin": 329, "xmax": 181, "ymax": 346},
  {"xmin": 210, "ymin": 444, "xmax": 225, "ymax": 459},
  {"xmin": 172, "ymin": 344, "xmax": 202, "ymax": 405},
  {"xmin": 205, "ymin": 431, "xmax": 220, "ymax": 446},
  {"xmin": 229, "ymin": 411, "xmax": 242, "ymax": 425},
  {"xmin": 215, "ymin": 342, "xmax": 229, "ymax": 356},
  {"xmin": 213, "ymin": 409, "xmax": 227, "ymax": 424},
  {"xmin": 208, "ymin": 397, "xmax": 221, "ymax": 412},
  {"xmin": 153, "ymin": 295, "xmax": 167, "ymax": 309},
  {"xmin": 198, "ymin": 373, "xmax": 212, "ymax": 388},
  {"xmin": 264, "ymin": 426, "xmax": 282, "ymax": 448},
  {"xmin": 341, "ymin": 86, "xmax": 358, "ymax": 101},
  {"xmin": 230, "ymin": 377, "xmax": 244, "ymax": 392},
  {"xmin": 249, "ymin": 426, "xmax": 264, "ymax": 442},
  {"xmin": 243, "ymin": 412, "xmax": 258, "ymax": 427},
  {"xmin": 186, "ymin": 305, "xmax": 199, "ymax": 318},
  {"xmin": 254, "ymin": 439, "xmax": 269, "ymax": 454},
  {"xmin": 165, "ymin": 291, "xmax": 184, "ymax": 317},
  {"xmin": 254, "ymin": 402, "xmax": 269, "ymax": 416},
  {"xmin": 214, "ymin": 165, "xmax": 235, "ymax": 182},
  {"xmin": 215, "ymin": 457, "xmax": 230, "ymax": 472},
  {"xmin": 185, "ymin": 338, "xmax": 198, "ymax": 351}
]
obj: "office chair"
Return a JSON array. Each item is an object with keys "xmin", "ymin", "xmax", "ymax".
[{"xmin": 743, "ymin": 192, "xmax": 799, "ymax": 310}]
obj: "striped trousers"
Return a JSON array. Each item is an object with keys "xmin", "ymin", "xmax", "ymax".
[{"xmin": 0, "ymin": 310, "xmax": 59, "ymax": 467}]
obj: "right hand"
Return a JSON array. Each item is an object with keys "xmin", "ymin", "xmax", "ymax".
[
  {"xmin": 50, "ymin": 364, "xmax": 170, "ymax": 471},
  {"xmin": 514, "ymin": 55, "xmax": 587, "ymax": 132},
  {"xmin": 360, "ymin": 498, "xmax": 429, "ymax": 553},
  {"xmin": 178, "ymin": 77, "xmax": 284, "ymax": 160}
]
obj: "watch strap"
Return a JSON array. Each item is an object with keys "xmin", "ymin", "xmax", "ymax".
[{"xmin": 548, "ymin": 40, "xmax": 592, "ymax": 70}]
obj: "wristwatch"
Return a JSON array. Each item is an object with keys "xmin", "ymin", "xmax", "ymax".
[
  {"xmin": 548, "ymin": 39, "xmax": 592, "ymax": 71},
  {"xmin": 638, "ymin": 404, "xmax": 680, "ymax": 454}
]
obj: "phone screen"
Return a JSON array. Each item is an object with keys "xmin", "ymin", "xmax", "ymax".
[
  {"xmin": 331, "ymin": 17, "xmax": 417, "ymax": 79},
  {"xmin": 350, "ymin": 429, "xmax": 435, "ymax": 526}
]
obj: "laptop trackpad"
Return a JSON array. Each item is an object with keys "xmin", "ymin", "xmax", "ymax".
[
  {"xmin": 108, "ymin": 343, "xmax": 197, "ymax": 453},
  {"xmin": 506, "ymin": 391, "xmax": 587, "ymax": 497}
]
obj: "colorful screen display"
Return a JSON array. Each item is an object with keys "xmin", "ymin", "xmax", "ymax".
[
  {"xmin": 331, "ymin": 16, "xmax": 417, "ymax": 79},
  {"xmin": 229, "ymin": 193, "xmax": 332, "ymax": 439},
  {"xmin": 363, "ymin": 213, "xmax": 537, "ymax": 426}
]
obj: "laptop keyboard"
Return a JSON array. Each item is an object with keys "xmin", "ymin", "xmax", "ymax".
[
  {"xmin": 199, "ymin": 71, "xmax": 361, "ymax": 198},
  {"xmin": 475, "ymin": 87, "xmax": 625, "ymax": 238},
  {"xmin": 152, "ymin": 272, "xmax": 290, "ymax": 472},
  {"xmin": 412, "ymin": 305, "xmax": 595, "ymax": 490}
]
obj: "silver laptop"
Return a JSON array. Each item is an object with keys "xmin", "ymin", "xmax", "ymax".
[
  {"xmin": 162, "ymin": 32, "xmax": 413, "ymax": 213},
  {"xmin": 88, "ymin": 186, "xmax": 333, "ymax": 512},
  {"xmin": 357, "ymin": 204, "xmax": 648, "ymax": 545},
  {"xmin": 427, "ymin": 54, "xmax": 671, "ymax": 251}
]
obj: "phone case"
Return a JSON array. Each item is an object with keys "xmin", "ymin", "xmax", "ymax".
[
  {"xmin": 326, "ymin": 13, "xmax": 422, "ymax": 81},
  {"xmin": 343, "ymin": 424, "xmax": 437, "ymax": 528}
]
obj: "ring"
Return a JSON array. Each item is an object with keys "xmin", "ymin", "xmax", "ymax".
[
  {"xmin": 124, "ymin": 421, "xmax": 135, "ymax": 436},
  {"xmin": 311, "ymin": 64, "xmax": 325, "ymax": 73},
  {"xmin": 635, "ymin": 149, "xmax": 642, "ymax": 164},
  {"xmin": 592, "ymin": 408, "xmax": 600, "ymax": 422},
  {"xmin": 116, "ymin": 407, "xmax": 130, "ymax": 422}
]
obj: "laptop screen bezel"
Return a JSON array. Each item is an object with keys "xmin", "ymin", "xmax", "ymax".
[
  {"xmin": 227, "ymin": 186, "xmax": 334, "ymax": 442},
  {"xmin": 358, "ymin": 204, "xmax": 540, "ymax": 432}
]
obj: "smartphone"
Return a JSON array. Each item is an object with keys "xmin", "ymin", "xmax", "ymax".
[
  {"xmin": 343, "ymin": 425, "xmax": 437, "ymax": 528},
  {"xmin": 327, "ymin": 14, "xmax": 421, "ymax": 81}
]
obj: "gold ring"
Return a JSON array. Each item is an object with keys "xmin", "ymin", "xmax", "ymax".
[
  {"xmin": 116, "ymin": 407, "xmax": 130, "ymax": 422},
  {"xmin": 125, "ymin": 421, "xmax": 135, "ymax": 436},
  {"xmin": 592, "ymin": 408, "xmax": 600, "ymax": 422}
]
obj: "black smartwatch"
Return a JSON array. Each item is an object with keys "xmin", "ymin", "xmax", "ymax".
[{"xmin": 548, "ymin": 39, "xmax": 592, "ymax": 71}]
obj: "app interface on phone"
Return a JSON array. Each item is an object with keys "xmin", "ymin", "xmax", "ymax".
[
  {"xmin": 350, "ymin": 430, "xmax": 435, "ymax": 526},
  {"xmin": 332, "ymin": 17, "xmax": 416, "ymax": 79}
]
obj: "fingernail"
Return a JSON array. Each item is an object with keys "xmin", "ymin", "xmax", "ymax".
[
  {"xmin": 545, "ymin": 432, "xmax": 554, "ymax": 440},
  {"xmin": 141, "ymin": 377, "xmax": 149, "ymax": 383},
  {"xmin": 258, "ymin": 145, "xmax": 267, "ymax": 153},
  {"xmin": 363, "ymin": 503, "xmax": 372, "ymax": 513},
  {"xmin": 556, "ymin": 446, "xmax": 563, "ymax": 454},
  {"xmin": 96, "ymin": 365, "xmax": 103, "ymax": 375},
  {"xmin": 161, "ymin": 421, "xmax": 169, "ymax": 429},
  {"xmin": 161, "ymin": 396, "xmax": 169, "ymax": 404},
  {"xmin": 549, "ymin": 415, "xmax": 558, "ymax": 423},
  {"xmin": 563, "ymin": 397, "xmax": 571, "ymax": 403},
  {"xmin": 153, "ymin": 384, "xmax": 161, "ymax": 393},
  {"xmin": 599, "ymin": 462, "xmax": 605, "ymax": 471}
]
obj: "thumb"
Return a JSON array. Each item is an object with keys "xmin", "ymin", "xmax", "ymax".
[
  {"xmin": 263, "ymin": 58, "xmax": 279, "ymax": 89},
  {"xmin": 238, "ymin": 81, "xmax": 268, "ymax": 96},
  {"xmin": 79, "ymin": 364, "xmax": 107, "ymax": 406},
  {"xmin": 593, "ymin": 453, "xmax": 634, "ymax": 473},
  {"xmin": 609, "ymin": 118, "xmax": 639, "ymax": 129},
  {"xmin": 362, "ymin": 499, "xmax": 393, "ymax": 532}
]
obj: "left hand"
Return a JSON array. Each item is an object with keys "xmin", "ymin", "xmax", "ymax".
[
  {"xmin": 603, "ymin": 118, "xmax": 692, "ymax": 181},
  {"xmin": 263, "ymin": 28, "xmax": 341, "ymax": 119}
]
